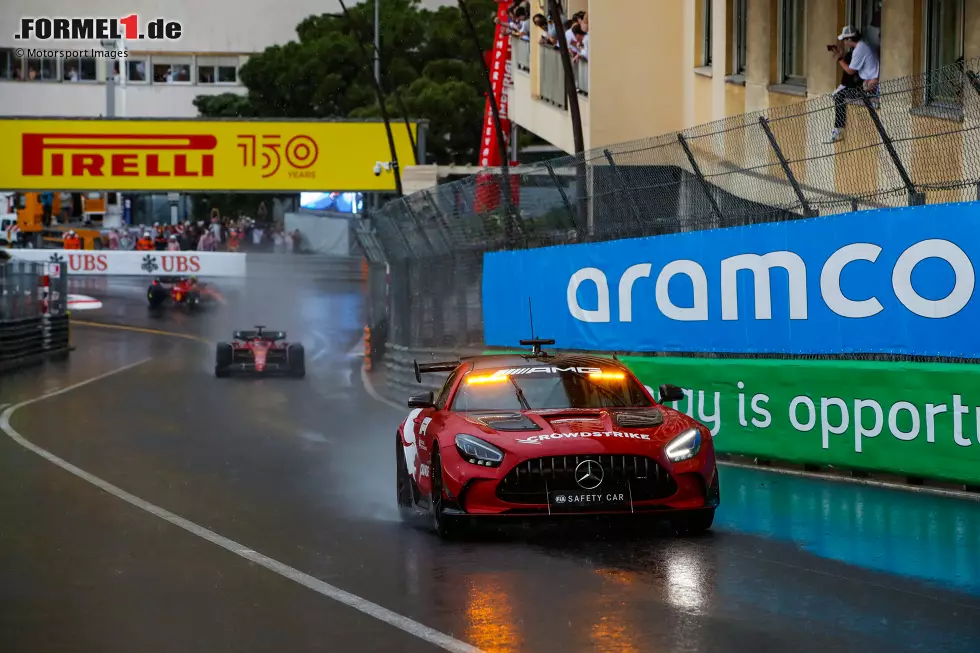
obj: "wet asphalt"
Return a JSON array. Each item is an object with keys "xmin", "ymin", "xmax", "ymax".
[{"xmin": 1, "ymin": 277, "xmax": 979, "ymax": 653}]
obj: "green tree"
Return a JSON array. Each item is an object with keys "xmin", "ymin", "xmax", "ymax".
[{"xmin": 194, "ymin": 0, "xmax": 499, "ymax": 165}]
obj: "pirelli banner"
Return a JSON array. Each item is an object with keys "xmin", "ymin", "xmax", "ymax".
[{"xmin": 0, "ymin": 118, "xmax": 419, "ymax": 192}]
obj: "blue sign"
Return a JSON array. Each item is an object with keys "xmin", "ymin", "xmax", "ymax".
[{"xmin": 482, "ymin": 202, "xmax": 980, "ymax": 358}]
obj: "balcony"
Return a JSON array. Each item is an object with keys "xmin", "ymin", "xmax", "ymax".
[{"xmin": 509, "ymin": 40, "xmax": 591, "ymax": 153}]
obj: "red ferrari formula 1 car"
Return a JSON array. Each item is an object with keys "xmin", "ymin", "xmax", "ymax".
[
  {"xmin": 214, "ymin": 325, "xmax": 305, "ymax": 378},
  {"xmin": 147, "ymin": 276, "xmax": 225, "ymax": 310},
  {"xmin": 396, "ymin": 339, "xmax": 719, "ymax": 538}
]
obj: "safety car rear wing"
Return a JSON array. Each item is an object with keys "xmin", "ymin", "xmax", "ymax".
[{"xmin": 413, "ymin": 358, "xmax": 461, "ymax": 383}]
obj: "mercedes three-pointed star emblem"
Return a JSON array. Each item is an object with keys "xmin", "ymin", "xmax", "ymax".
[{"xmin": 574, "ymin": 459, "xmax": 604, "ymax": 490}]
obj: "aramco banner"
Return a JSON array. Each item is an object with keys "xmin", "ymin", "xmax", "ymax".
[
  {"xmin": 0, "ymin": 118, "xmax": 418, "ymax": 192},
  {"xmin": 483, "ymin": 202, "xmax": 980, "ymax": 358}
]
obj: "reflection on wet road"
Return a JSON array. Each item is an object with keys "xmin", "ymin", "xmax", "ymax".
[{"xmin": 1, "ymin": 277, "xmax": 978, "ymax": 653}]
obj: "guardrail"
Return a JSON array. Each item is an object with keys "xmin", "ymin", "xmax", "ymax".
[{"xmin": 0, "ymin": 313, "xmax": 69, "ymax": 372}]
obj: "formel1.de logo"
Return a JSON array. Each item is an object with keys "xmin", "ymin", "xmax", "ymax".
[{"xmin": 15, "ymin": 16, "xmax": 182, "ymax": 41}]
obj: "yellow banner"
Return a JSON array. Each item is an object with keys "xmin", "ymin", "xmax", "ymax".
[{"xmin": 0, "ymin": 118, "xmax": 418, "ymax": 192}]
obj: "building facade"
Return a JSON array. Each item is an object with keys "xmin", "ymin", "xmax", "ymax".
[
  {"xmin": 511, "ymin": 0, "xmax": 980, "ymax": 151},
  {"xmin": 0, "ymin": 0, "xmax": 450, "ymax": 118}
]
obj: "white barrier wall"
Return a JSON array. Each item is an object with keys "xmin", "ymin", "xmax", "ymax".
[{"xmin": 1, "ymin": 249, "xmax": 246, "ymax": 277}]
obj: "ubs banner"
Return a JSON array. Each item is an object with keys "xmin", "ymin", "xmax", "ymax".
[
  {"xmin": 483, "ymin": 202, "xmax": 980, "ymax": 358},
  {"xmin": 0, "ymin": 118, "xmax": 418, "ymax": 192}
]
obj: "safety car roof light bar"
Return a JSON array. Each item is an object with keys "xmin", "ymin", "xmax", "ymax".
[
  {"xmin": 519, "ymin": 338, "xmax": 555, "ymax": 356},
  {"xmin": 414, "ymin": 359, "xmax": 461, "ymax": 383}
]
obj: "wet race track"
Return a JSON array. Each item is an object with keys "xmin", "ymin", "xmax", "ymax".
[{"xmin": 1, "ymin": 275, "xmax": 979, "ymax": 653}]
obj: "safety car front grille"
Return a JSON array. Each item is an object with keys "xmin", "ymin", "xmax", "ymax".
[{"xmin": 496, "ymin": 455, "xmax": 677, "ymax": 504}]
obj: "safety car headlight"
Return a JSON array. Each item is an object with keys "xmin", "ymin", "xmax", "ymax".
[
  {"xmin": 455, "ymin": 434, "xmax": 504, "ymax": 468},
  {"xmin": 665, "ymin": 428, "xmax": 702, "ymax": 463}
]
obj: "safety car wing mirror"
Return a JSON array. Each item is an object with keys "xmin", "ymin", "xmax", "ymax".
[
  {"xmin": 408, "ymin": 392, "xmax": 435, "ymax": 409},
  {"xmin": 659, "ymin": 384, "xmax": 685, "ymax": 403}
]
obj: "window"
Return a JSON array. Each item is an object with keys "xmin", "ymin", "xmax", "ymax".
[
  {"xmin": 153, "ymin": 58, "xmax": 192, "ymax": 83},
  {"xmin": 197, "ymin": 56, "xmax": 239, "ymax": 84},
  {"xmin": 0, "ymin": 47, "xmax": 17, "ymax": 80},
  {"xmin": 732, "ymin": 0, "xmax": 748, "ymax": 75},
  {"xmin": 780, "ymin": 0, "xmax": 806, "ymax": 85},
  {"xmin": 848, "ymin": 0, "xmax": 882, "ymax": 47},
  {"xmin": 25, "ymin": 56, "xmax": 58, "ymax": 81},
  {"xmin": 702, "ymin": 0, "xmax": 713, "ymax": 67},
  {"xmin": 63, "ymin": 57, "xmax": 97, "ymax": 81},
  {"xmin": 127, "ymin": 59, "xmax": 148, "ymax": 82},
  {"xmin": 435, "ymin": 370, "xmax": 460, "ymax": 410},
  {"xmin": 924, "ymin": 0, "xmax": 964, "ymax": 106}
]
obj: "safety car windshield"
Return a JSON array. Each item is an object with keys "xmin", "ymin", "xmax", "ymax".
[{"xmin": 451, "ymin": 366, "xmax": 653, "ymax": 412}]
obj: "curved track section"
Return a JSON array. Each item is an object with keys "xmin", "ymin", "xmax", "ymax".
[{"xmin": 2, "ymin": 276, "xmax": 979, "ymax": 653}]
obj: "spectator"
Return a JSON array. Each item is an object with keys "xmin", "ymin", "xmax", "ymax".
[
  {"xmin": 197, "ymin": 230, "xmax": 216, "ymax": 251},
  {"xmin": 153, "ymin": 229, "xmax": 167, "ymax": 250},
  {"xmin": 826, "ymin": 26, "xmax": 879, "ymax": 144},
  {"xmin": 166, "ymin": 235, "xmax": 181, "ymax": 251},
  {"xmin": 59, "ymin": 191, "xmax": 72, "ymax": 222},
  {"xmin": 532, "ymin": 14, "xmax": 555, "ymax": 46},
  {"xmin": 136, "ymin": 231, "xmax": 154, "ymax": 251},
  {"xmin": 65, "ymin": 65, "xmax": 79, "ymax": 82},
  {"xmin": 570, "ymin": 24, "xmax": 587, "ymax": 60},
  {"xmin": 292, "ymin": 229, "xmax": 304, "ymax": 253},
  {"xmin": 40, "ymin": 192, "xmax": 53, "ymax": 225},
  {"xmin": 63, "ymin": 230, "xmax": 82, "ymax": 249},
  {"xmin": 226, "ymin": 228, "xmax": 240, "ymax": 252}
]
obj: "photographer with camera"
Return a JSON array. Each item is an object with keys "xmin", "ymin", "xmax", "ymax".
[{"xmin": 824, "ymin": 25, "xmax": 880, "ymax": 145}]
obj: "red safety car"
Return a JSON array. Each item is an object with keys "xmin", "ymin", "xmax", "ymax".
[
  {"xmin": 147, "ymin": 276, "xmax": 226, "ymax": 310},
  {"xmin": 214, "ymin": 325, "xmax": 305, "ymax": 378},
  {"xmin": 395, "ymin": 339, "xmax": 719, "ymax": 538}
]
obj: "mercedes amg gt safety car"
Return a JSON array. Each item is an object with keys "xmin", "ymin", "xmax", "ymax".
[
  {"xmin": 147, "ymin": 276, "xmax": 225, "ymax": 310},
  {"xmin": 214, "ymin": 325, "xmax": 305, "ymax": 378},
  {"xmin": 396, "ymin": 339, "xmax": 719, "ymax": 538}
]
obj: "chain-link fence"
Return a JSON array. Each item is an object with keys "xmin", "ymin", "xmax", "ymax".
[{"xmin": 362, "ymin": 57, "xmax": 980, "ymax": 355}]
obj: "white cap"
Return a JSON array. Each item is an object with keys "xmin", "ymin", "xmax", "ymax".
[{"xmin": 837, "ymin": 25, "xmax": 858, "ymax": 40}]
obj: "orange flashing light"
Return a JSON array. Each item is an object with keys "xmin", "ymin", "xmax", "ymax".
[
  {"xmin": 590, "ymin": 372, "xmax": 626, "ymax": 380},
  {"xmin": 466, "ymin": 373, "xmax": 510, "ymax": 385}
]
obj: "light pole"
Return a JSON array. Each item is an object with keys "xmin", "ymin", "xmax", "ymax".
[
  {"xmin": 374, "ymin": 0, "xmax": 380, "ymax": 84},
  {"xmin": 100, "ymin": 39, "xmax": 116, "ymax": 117},
  {"xmin": 119, "ymin": 38, "xmax": 127, "ymax": 117}
]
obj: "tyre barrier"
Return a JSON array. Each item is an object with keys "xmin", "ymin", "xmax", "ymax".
[{"xmin": 0, "ymin": 313, "xmax": 71, "ymax": 372}]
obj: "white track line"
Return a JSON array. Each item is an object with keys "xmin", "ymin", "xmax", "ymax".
[
  {"xmin": 0, "ymin": 358, "xmax": 482, "ymax": 653},
  {"xmin": 358, "ymin": 363, "xmax": 979, "ymax": 501}
]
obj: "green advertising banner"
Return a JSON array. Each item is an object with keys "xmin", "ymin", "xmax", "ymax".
[{"xmin": 622, "ymin": 356, "xmax": 980, "ymax": 485}]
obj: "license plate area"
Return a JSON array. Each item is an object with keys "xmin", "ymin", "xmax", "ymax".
[{"xmin": 548, "ymin": 490, "xmax": 630, "ymax": 512}]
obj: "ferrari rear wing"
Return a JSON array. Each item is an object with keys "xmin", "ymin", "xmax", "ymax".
[{"xmin": 413, "ymin": 359, "xmax": 460, "ymax": 383}]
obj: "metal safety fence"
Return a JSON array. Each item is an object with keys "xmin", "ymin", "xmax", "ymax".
[
  {"xmin": 360, "ymin": 57, "xmax": 980, "ymax": 354},
  {"xmin": 0, "ymin": 258, "xmax": 70, "ymax": 370}
]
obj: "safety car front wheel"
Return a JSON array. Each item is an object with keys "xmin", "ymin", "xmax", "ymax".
[
  {"xmin": 429, "ymin": 450, "xmax": 464, "ymax": 539},
  {"xmin": 395, "ymin": 433, "xmax": 415, "ymax": 521}
]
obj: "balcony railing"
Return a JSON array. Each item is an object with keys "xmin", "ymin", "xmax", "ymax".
[
  {"xmin": 576, "ymin": 57, "xmax": 589, "ymax": 96},
  {"xmin": 539, "ymin": 45, "xmax": 567, "ymax": 108},
  {"xmin": 538, "ymin": 46, "xmax": 589, "ymax": 107},
  {"xmin": 512, "ymin": 36, "xmax": 530, "ymax": 73}
]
